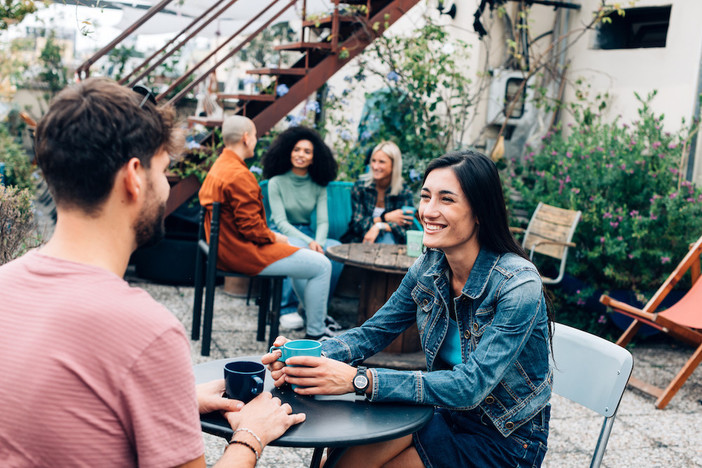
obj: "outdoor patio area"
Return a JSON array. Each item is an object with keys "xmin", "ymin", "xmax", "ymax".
[{"xmin": 132, "ymin": 277, "xmax": 702, "ymax": 468}]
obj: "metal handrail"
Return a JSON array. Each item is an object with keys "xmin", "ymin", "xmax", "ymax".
[
  {"xmin": 119, "ymin": 0, "xmax": 232, "ymax": 87},
  {"xmin": 75, "ymin": 0, "xmax": 176, "ymax": 79},
  {"xmin": 162, "ymin": 0, "xmax": 297, "ymax": 105}
]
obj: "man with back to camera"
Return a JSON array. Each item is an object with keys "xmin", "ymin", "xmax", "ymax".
[{"xmin": 0, "ymin": 78, "xmax": 304, "ymax": 467}]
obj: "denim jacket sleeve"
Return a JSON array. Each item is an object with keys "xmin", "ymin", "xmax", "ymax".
[{"xmin": 322, "ymin": 252, "xmax": 549, "ymax": 410}]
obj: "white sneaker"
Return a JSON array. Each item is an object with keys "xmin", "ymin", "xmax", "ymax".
[
  {"xmin": 279, "ymin": 312, "xmax": 304, "ymax": 330},
  {"xmin": 324, "ymin": 316, "xmax": 343, "ymax": 332}
]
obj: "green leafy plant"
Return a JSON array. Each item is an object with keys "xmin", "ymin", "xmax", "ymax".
[
  {"xmin": 0, "ymin": 123, "xmax": 34, "ymax": 193},
  {"xmin": 38, "ymin": 30, "xmax": 68, "ymax": 102},
  {"xmin": 0, "ymin": 184, "xmax": 39, "ymax": 265},
  {"xmin": 0, "ymin": 0, "xmax": 37, "ymax": 30},
  {"xmin": 507, "ymin": 91, "xmax": 702, "ymax": 295}
]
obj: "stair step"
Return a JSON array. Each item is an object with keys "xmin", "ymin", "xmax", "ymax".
[
  {"xmin": 274, "ymin": 41, "xmax": 333, "ymax": 52},
  {"xmin": 217, "ymin": 94, "xmax": 276, "ymax": 102},
  {"xmin": 302, "ymin": 15, "xmax": 358, "ymax": 28},
  {"xmin": 246, "ymin": 68, "xmax": 308, "ymax": 76}
]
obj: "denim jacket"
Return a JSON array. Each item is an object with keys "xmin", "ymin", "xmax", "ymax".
[{"xmin": 321, "ymin": 248, "xmax": 552, "ymax": 437}]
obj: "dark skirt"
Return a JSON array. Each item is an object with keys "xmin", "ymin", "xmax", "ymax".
[{"xmin": 413, "ymin": 405, "xmax": 550, "ymax": 468}]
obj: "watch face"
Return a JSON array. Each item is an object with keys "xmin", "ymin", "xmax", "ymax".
[{"xmin": 354, "ymin": 375, "xmax": 369, "ymax": 388}]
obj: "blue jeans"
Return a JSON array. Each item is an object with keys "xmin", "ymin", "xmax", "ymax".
[
  {"xmin": 259, "ymin": 248, "xmax": 331, "ymax": 336},
  {"xmin": 273, "ymin": 224, "xmax": 343, "ymax": 318}
]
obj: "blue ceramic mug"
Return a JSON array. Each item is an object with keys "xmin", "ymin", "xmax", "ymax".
[
  {"xmin": 269, "ymin": 339, "xmax": 322, "ymax": 389},
  {"xmin": 269, "ymin": 339, "xmax": 322, "ymax": 362},
  {"xmin": 223, "ymin": 361, "xmax": 265, "ymax": 403}
]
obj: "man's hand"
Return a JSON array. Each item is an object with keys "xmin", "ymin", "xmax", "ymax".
[
  {"xmin": 274, "ymin": 232, "xmax": 288, "ymax": 244},
  {"xmin": 308, "ymin": 241, "xmax": 324, "ymax": 253},
  {"xmin": 223, "ymin": 392, "xmax": 306, "ymax": 447},
  {"xmin": 196, "ymin": 379, "xmax": 244, "ymax": 414},
  {"xmin": 280, "ymin": 356, "xmax": 360, "ymax": 395}
]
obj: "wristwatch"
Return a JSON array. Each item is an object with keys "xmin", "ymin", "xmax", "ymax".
[
  {"xmin": 380, "ymin": 211, "xmax": 387, "ymax": 222},
  {"xmin": 352, "ymin": 366, "xmax": 370, "ymax": 395}
]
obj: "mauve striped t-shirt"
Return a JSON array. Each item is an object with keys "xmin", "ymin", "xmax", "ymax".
[{"xmin": 0, "ymin": 250, "xmax": 204, "ymax": 467}]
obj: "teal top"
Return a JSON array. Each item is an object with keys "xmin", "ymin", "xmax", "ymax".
[
  {"xmin": 438, "ymin": 318, "xmax": 462, "ymax": 367},
  {"xmin": 267, "ymin": 171, "xmax": 328, "ymax": 245}
]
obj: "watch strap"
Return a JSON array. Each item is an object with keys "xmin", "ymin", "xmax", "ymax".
[{"xmin": 380, "ymin": 211, "xmax": 387, "ymax": 222}]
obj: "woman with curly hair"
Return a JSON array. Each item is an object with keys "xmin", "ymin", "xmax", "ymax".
[{"xmin": 262, "ymin": 126, "xmax": 344, "ymax": 337}]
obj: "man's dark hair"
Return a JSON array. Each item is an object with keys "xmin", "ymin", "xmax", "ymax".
[
  {"xmin": 262, "ymin": 126, "xmax": 337, "ymax": 186},
  {"xmin": 34, "ymin": 78, "xmax": 181, "ymax": 214}
]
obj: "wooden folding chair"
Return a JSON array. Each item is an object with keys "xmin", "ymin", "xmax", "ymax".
[
  {"xmin": 511, "ymin": 202, "xmax": 581, "ymax": 284},
  {"xmin": 599, "ymin": 234, "xmax": 702, "ymax": 409}
]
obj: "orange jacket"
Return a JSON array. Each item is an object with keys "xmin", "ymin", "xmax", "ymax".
[{"xmin": 198, "ymin": 148, "xmax": 298, "ymax": 275}]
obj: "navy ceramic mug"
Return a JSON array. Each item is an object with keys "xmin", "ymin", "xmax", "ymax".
[{"xmin": 224, "ymin": 361, "xmax": 265, "ymax": 403}]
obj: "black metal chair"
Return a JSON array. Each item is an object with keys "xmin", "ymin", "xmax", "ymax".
[{"xmin": 192, "ymin": 202, "xmax": 284, "ymax": 356}]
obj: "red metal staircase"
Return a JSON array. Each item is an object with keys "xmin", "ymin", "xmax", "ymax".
[{"xmin": 76, "ymin": 0, "xmax": 421, "ymax": 214}]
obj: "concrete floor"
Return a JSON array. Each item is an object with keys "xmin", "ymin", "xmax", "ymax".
[{"xmin": 133, "ymin": 279, "xmax": 702, "ymax": 468}]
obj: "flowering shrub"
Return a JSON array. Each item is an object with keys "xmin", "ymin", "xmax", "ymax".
[{"xmin": 507, "ymin": 91, "xmax": 702, "ymax": 294}]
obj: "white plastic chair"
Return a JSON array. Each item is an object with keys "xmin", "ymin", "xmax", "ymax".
[{"xmin": 550, "ymin": 323, "xmax": 634, "ymax": 468}]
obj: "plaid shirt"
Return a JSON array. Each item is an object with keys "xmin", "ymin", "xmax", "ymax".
[{"xmin": 348, "ymin": 179, "xmax": 414, "ymax": 243}]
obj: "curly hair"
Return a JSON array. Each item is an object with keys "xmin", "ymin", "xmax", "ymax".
[{"xmin": 262, "ymin": 126, "xmax": 338, "ymax": 186}]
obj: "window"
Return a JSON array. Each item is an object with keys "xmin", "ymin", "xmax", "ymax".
[{"xmin": 594, "ymin": 6, "xmax": 671, "ymax": 50}]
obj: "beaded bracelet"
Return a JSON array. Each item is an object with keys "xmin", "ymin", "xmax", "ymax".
[
  {"xmin": 229, "ymin": 439, "xmax": 260, "ymax": 463},
  {"xmin": 234, "ymin": 427, "xmax": 263, "ymax": 454}
]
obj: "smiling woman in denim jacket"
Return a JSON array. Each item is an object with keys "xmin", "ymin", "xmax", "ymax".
[{"xmin": 263, "ymin": 151, "xmax": 554, "ymax": 468}]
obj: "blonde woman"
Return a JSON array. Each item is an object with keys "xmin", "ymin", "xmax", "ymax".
[{"xmin": 346, "ymin": 141, "xmax": 414, "ymax": 244}]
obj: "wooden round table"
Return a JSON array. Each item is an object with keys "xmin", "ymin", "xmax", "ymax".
[{"xmin": 326, "ymin": 243, "xmax": 421, "ymax": 354}]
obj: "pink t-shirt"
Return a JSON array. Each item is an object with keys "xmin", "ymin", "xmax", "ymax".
[{"xmin": 0, "ymin": 250, "xmax": 204, "ymax": 467}]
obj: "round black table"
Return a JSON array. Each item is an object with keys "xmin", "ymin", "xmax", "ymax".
[{"xmin": 194, "ymin": 357, "xmax": 433, "ymax": 468}]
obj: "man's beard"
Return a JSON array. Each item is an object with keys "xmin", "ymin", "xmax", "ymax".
[{"xmin": 134, "ymin": 198, "xmax": 166, "ymax": 249}]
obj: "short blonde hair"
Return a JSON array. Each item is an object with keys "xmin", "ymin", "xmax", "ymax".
[
  {"xmin": 363, "ymin": 141, "xmax": 404, "ymax": 196},
  {"xmin": 222, "ymin": 115, "xmax": 254, "ymax": 147}
]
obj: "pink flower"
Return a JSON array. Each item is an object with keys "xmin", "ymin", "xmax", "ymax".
[
  {"xmin": 577, "ymin": 299, "xmax": 586, "ymax": 306},
  {"xmin": 668, "ymin": 142, "xmax": 677, "ymax": 149},
  {"xmin": 551, "ymin": 150, "xmax": 558, "ymax": 156},
  {"xmin": 650, "ymin": 214, "xmax": 658, "ymax": 220},
  {"xmin": 617, "ymin": 236, "xmax": 623, "ymax": 241},
  {"xmin": 598, "ymin": 315, "xmax": 607, "ymax": 324},
  {"xmin": 600, "ymin": 237, "xmax": 606, "ymax": 244},
  {"xmin": 565, "ymin": 175, "xmax": 571, "ymax": 183},
  {"xmin": 629, "ymin": 210, "xmax": 639, "ymax": 217},
  {"xmin": 566, "ymin": 151, "xmax": 573, "ymax": 158},
  {"xmin": 610, "ymin": 221, "xmax": 619, "ymax": 228},
  {"xmin": 603, "ymin": 212, "xmax": 613, "ymax": 219},
  {"xmin": 652, "ymin": 141, "xmax": 661, "ymax": 149},
  {"xmin": 669, "ymin": 192, "xmax": 678, "ymax": 199},
  {"xmin": 628, "ymin": 254, "xmax": 634, "ymax": 259},
  {"xmin": 571, "ymin": 188, "xmax": 580, "ymax": 194},
  {"xmin": 661, "ymin": 256, "xmax": 671, "ymax": 264}
]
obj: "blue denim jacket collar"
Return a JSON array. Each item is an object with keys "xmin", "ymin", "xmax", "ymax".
[{"xmin": 423, "ymin": 248, "xmax": 501, "ymax": 300}]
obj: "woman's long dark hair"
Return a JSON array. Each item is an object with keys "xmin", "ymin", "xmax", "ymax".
[
  {"xmin": 262, "ymin": 126, "xmax": 338, "ymax": 186},
  {"xmin": 423, "ymin": 150, "xmax": 555, "ymax": 339}
]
